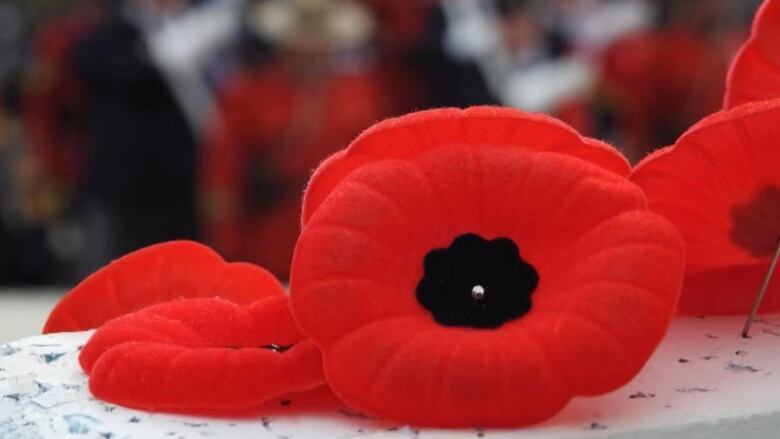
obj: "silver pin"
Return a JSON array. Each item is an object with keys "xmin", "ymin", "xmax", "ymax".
[
  {"xmin": 742, "ymin": 238, "xmax": 780, "ymax": 338},
  {"xmin": 471, "ymin": 285, "xmax": 486, "ymax": 300}
]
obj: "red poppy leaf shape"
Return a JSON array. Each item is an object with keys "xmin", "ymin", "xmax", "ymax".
[
  {"xmin": 291, "ymin": 139, "xmax": 683, "ymax": 427},
  {"xmin": 301, "ymin": 106, "xmax": 630, "ymax": 226},
  {"xmin": 631, "ymin": 99, "xmax": 780, "ymax": 314},
  {"xmin": 725, "ymin": 0, "xmax": 780, "ymax": 108},
  {"xmin": 44, "ymin": 240, "xmax": 285, "ymax": 333},
  {"xmin": 80, "ymin": 295, "xmax": 326, "ymax": 415}
]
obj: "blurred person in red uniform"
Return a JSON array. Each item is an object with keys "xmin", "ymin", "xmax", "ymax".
[
  {"xmin": 0, "ymin": 89, "xmax": 61, "ymax": 285},
  {"xmin": 599, "ymin": 0, "xmax": 747, "ymax": 162},
  {"xmin": 23, "ymin": 0, "xmax": 102, "ymax": 199},
  {"xmin": 201, "ymin": 0, "xmax": 393, "ymax": 280},
  {"xmin": 6, "ymin": 1, "xmax": 106, "ymax": 285},
  {"xmin": 359, "ymin": 0, "xmax": 434, "ymax": 114}
]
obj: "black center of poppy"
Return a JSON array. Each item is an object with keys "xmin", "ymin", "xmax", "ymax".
[
  {"xmin": 415, "ymin": 233, "xmax": 539, "ymax": 329},
  {"xmin": 730, "ymin": 186, "xmax": 780, "ymax": 257}
]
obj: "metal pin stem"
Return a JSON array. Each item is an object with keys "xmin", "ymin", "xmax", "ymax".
[{"xmin": 742, "ymin": 238, "xmax": 780, "ymax": 338}]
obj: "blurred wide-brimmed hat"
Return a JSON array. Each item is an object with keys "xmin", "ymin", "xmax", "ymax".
[{"xmin": 248, "ymin": 0, "xmax": 376, "ymax": 51}]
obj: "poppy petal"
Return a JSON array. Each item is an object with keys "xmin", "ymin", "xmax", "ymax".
[
  {"xmin": 322, "ymin": 318, "xmax": 571, "ymax": 427},
  {"xmin": 88, "ymin": 342, "xmax": 323, "ymax": 415},
  {"xmin": 82, "ymin": 296, "xmax": 326, "ymax": 414},
  {"xmin": 44, "ymin": 241, "xmax": 285, "ymax": 333},
  {"xmin": 301, "ymin": 107, "xmax": 630, "ymax": 226},
  {"xmin": 531, "ymin": 211, "xmax": 683, "ymax": 394},
  {"xmin": 631, "ymin": 99, "xmax": 780, "ymax": 314},
  {"xmin": 725, "ymin": 0, "xmax": 780, "ymax": 108},
  {"xmin": 291, "ymin": 117, "xmax": 683, "ymax": 427},
  {"xmin": 80, "ymin": 295, "xmax": 300, "ymax": 371}
]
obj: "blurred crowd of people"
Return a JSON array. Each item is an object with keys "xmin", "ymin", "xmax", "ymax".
[{"xmin": 0, "ymin": 0, "xmax": 761, "ymax": 285}]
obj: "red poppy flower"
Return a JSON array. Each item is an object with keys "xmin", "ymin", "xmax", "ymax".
[
  {"xmin": 290, "ymin": 107, "xmax": 684, "ymax": 427},
  {"xmin": 631, "ymin": 99, "xmax": 780, "ymax": 314},
  {"xmin": 725, "ymin": 0, "xmax": 780, "ymax": 109},
  {"xmin": 44, "ymin": 241, "xmax": 284, "ymax": 333},
  {"xmin": 80, "ymin": 295, "xmax": 326, "ymax": 415},
  {"xmin": 46, "ymin": 241, "xmax": 331, "ymax": 414}
]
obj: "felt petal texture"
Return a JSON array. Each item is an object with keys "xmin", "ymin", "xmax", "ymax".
[
  {"xmin": 44, "ymin": 241, "xmax": 285, "ymax": 333},
  {"xmin": 301, "ymin": 106, "xmax": 630, "ymax": 226},
  {"xmin": 725, "ymin": 0, "xmax": 780, "ymax": 108},
  {"xmin": 291, "ymin": 109, "xmax": 683, "ymax": 427},
  {"xmin": 81, "ymin": 296, "xmax": 327, "ymax": 414},
  {"xmin": 631, "ymin": 99, "xmax": 780, "ymax": 314}
]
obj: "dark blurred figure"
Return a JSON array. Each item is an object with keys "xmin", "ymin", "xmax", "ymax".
[
  {"xmin": 498, "ymin": 0, "xmax": 567, "ymax": 62},
  {"xmin": 412, "ymin": 1, "xmax": 498, "ymax": 108},
  {"xmin": 201, "ymin": 0, "xmax": 394, "ymax": 279},
  {"xmin": 70, "ymin": 0, "xmax": 200, "ymax": 276},
  {"xmin": 600, "ymin": 0, "xmax": 747, "ymax": 161}
]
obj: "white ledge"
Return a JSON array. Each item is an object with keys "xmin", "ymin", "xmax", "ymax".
[{"xmin": 2, "ymin": 314, "xmax": 780, "ymax": 438}]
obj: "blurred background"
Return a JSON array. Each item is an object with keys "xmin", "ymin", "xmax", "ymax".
[{"xmin": 0, "ymin": 0, "xmax": 763, "ymax": 340}]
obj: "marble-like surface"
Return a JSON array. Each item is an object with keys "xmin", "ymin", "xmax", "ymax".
[{"xmin": 2, "ymin": 315, "xmax": 780, "ymax": 439}]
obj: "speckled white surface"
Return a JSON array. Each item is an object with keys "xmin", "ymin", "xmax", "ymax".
[{"xmin": 2, "ymin": 315, "xmax": 780, "ymax": 439}]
